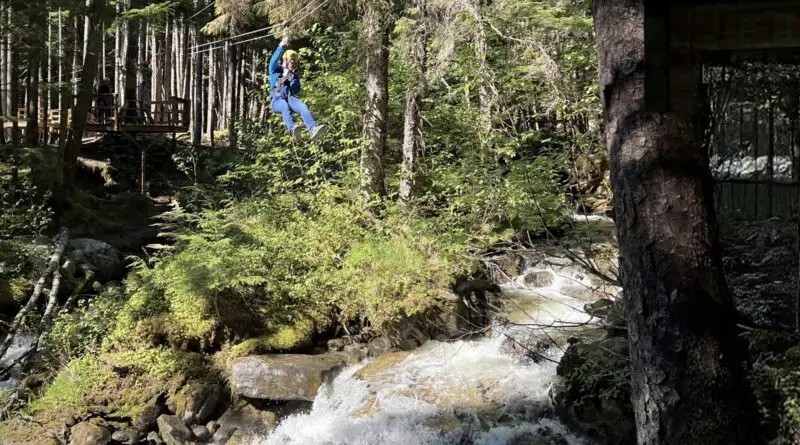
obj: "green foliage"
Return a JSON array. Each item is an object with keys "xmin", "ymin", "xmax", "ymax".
[
  {"xmin": 26, "ymin": 346, "xmax": 205, "ymax": 419},
  {"xmin": 746, "ymin": 331, "xmax": 800, "ymax": 443},
  {"xmin": 26, "ymin": 355, "xmax": 113, "ymax": 414},
  {"xmin": 0, "ymin": 174, "xmax": 52, "ymax": 240},
  {"xmin": 44, "ymin": 285, "xmax": 127, "ymax": 368},
  {"xmin": 559, "ymin": 337, "xmax": 631, "ymax": 407},
  {"xmin": 113, "ymin": 185, "xmax": 478, "ymax": 349}
]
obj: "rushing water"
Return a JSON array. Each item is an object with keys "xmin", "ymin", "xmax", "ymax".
[
  {"xmin": 248, "ymin": 246, "xmax": 619, "ymax": 445},
  {"xmin": 0, "ymin": 333, "xmax": 34, "ymax": 389}
]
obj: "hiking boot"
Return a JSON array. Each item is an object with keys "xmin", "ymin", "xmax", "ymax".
[
  {"xmin": 310, "ymin": 124, "xmax": 325, "ymax": 140},
  {"xmin": 291, "ymin": 125, "xmax": 302, "ymax": 141}
]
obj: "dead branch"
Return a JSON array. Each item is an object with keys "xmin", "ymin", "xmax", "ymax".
[
  {"xmin": 77, "ymin": 156, "xmax": 117, "ymax": 187},
  {"xmin": 34, "ymin": 264, "xmax": 63, "ymax": 353},
  {"xmin": 0, "ymin": 227, "xmax": 69, "ymax": 360}
]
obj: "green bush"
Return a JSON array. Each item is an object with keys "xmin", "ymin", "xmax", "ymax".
[{"xmin": 112, "ymin": 185, "xmax": 480, "ymax": 350}]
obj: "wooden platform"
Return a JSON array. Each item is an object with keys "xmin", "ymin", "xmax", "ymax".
[{"xmin": 1, "ymin": 95, "xmax": 190, "ymax": 136}]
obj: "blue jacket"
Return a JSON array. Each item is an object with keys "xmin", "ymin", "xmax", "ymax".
[{"xmin": 269, "ymin": 45, "xmax": 301, "ymax": 101}]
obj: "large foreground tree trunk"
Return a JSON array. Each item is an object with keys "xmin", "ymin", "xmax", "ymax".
[
  {"xmin": 591, "ymin": 0, "xmax": 756, "ymax": 444},
  {"xmin": 360, "ymin": 2, "xmax": 389, "ymax": 198}
]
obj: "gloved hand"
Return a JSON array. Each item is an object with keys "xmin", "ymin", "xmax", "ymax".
[
  {"xmin": 280, "ymin": 36, "xmax": 289, "ymax": 47},
  {"xmin": 282, "ymin": 68, "xmax": 294, "ymax": 82}
]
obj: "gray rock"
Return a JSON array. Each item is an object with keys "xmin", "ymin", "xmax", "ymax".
[
  {"xmin": 545, "ymin": 256, "xmax": 573, "ymax": 267},
  {"xmin": 524, "ymin": 270, "xmax": 555, "ymax": 288},
  {"xmin": 206, "ymin": 420, "xmax": 219, "ymax": 434},
  {"xmin": 68, "ymin": 238, "xmax": 113, "ymax": 254},
  {"xmin": 584, "ymin": 299, "xmax": 614, "ymax": 318},
  {"xmin": 146, "ymin": 431, "xmax": 164, "ymax": 444},
  {"xmin": 367, "ymin": 335, "xmax": 393, "ymax": 357},
  {"xmin": 214, "ymin": 401, "xmax": 279, "ymax": 443},
  {"xmin": 191, "ymin": 425, "xmax": 211, "ymax": 441},
  {"xmin": 338, "ymin": 343, "xmax": 369, "ymax": 364},
  {"xmin": 437, "ymin": 292, "xmax": 470, "ymax": 339},
  {"xmin": 69, "ymin": 422, "xmax": 111, "ymax": 445},
  {"xmin": 111, "ymin": 429, "xmax": 140, "ymax": 444},
  {"xmin": 66, "ymin": 238, "xmax": 123, "ymax": 280},
  {"xmin": 157, "ymin": 414, "xmax": 194, "ymax": 445},
  {"xmin": 327, "ymin": 337, "xmax": 352, "ymax": 352},
  {"xmin": 176, "ymin": 382, "xmax": 222, "ymax": 425},
  {"xmin": 132, "ymin": 403, "xmax": 163, "ymax": 433},
  {"xmin": 230, "ymin": 354, "xmax": 346, "ymax": 401},
  {"xmin": 61, "ymin": 258, "xmax": 77, "ymax": 278}
]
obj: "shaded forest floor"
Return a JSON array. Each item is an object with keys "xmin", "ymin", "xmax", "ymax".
[{"xmin": 714, "ymin": 218, "xmax": 799, "ymax": 442}]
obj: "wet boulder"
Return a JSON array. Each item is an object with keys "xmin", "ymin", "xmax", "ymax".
[
  {"xmin": 230, "ymin": 353, "xmax": 347, "ymax": 401},
  {"xmin": 69, "ymin": 422, "xmax": 111, "ymax": 445},
  {"xmin": 212, "ymin": 400, "xmax": 279, "ymax": 444},
  {"xmin": 67, "ymin": 238, "xmax": 124, "ymax": 281},
  {"xmin": 524, "ymin": 270, "xmax": 555, "ymax": 288},
  {"xmin": 156, "ymin": 414, "xmax": 193, "ymax": 445},
  {"xmin": 174, "ymin": 381, "xmax": 222, "ymax": 425}
]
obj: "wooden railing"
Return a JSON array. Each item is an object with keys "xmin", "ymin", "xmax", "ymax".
[{"xmin": 88, "ymin": 94, "xmax": 190, "ymax": 131}]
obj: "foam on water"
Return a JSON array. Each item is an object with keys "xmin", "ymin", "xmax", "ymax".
[
  {"xmin": 0, "ymin": 334, "xmax": 34, "ymax": 388},
  {"xmin": 249, "ymin": 260, "xmax": 618, "ymax": 445}
]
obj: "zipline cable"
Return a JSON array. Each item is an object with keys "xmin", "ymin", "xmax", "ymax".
[
  {"xmin": 189, "ymin": 0, "xmax": 316, "ymax": 51},
  {"xmin": 190, "ymin": 0, "xmax": 328, "ymax": 55},
  {"xmin": 189, "ymin": 1, "xmax": 216, "ymax": 20}
]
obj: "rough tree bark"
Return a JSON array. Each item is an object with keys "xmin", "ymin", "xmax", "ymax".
[
  {"xmin": 591, "ymin": 0, "xmax": 756, "ymax": 443},
  {"xmin": 399, "ymin": 0, "xmax": 427, "ymax": 203},
  {"xmin": 227, "ymin": 42, "xmax": 238, "ymax": 148},
  {"xmin": 360, "ymin": 1, "xmax": 389, "ymax": 198},
  {"xmin": 62, "ymin": 0, "xmax": 105, "ymax": 202},
  {"xmin": 25, "ymin": 50, "xmax": 39, "ymax": 147}
]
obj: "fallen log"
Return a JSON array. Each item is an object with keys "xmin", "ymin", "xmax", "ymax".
[{"xmin": 0, "ymin": 227, "xmax": 69, "ymax": 360}]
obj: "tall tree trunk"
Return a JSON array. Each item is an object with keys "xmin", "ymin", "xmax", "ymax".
[
  {"xmin": 207, "ymin": 46, "xmax": 216, "ymax": 144},
  {"xmin": 47, "ymin": 12, "xmax": 53, "ymax": 114},
  {"xmin": 591, "ymin": 1, "xmax": 756, "ymax": 443},
  {"xmin": 163, "ymin": 17, "xmax": 172, "ymax": 99},
  {"xmin": 7, "ymin": 6, "xmax": 13, "ymax": 121},
  {"xmin": 9, "ymin": 20, "xmax": 19, "ymax": 148},
  {"xmin": 466, "ymin": 0, "xmax": 492, "ymax": 154},
  {"xmin": 191, "ymin": 11, "xmax": 202, "ymax": 146},
  {"xmin": 399, "ymin": 0, "xmax": 427, "ymax": 203},
  {"xmin": 360, "ymin": 2, "xmax": 389, "ymax": 198},
  {"xmin": 123, "ymin": 5, "xmax": 139, "ymax": 122},
  {"xmin": 0, "ymin": 3, "xmax": 7, "ymax": 145},
  {"xmin": 115, "ymin": 1, "xmax": 123, "ymax": 99},
  {"xmin": 26, "ymin": 50, "xmax": 40, "ymax": 147},
  {"xmin": 63, "ymin": 0, "xmax": 105, "ymax": 204},
  {"xmin": 227, "ymin": 42, "xmax": 237, "ymax": 148},
  {"xmin": 101, "ymin": 21, "xmax": 106, "ymax": 80},
  {"xmin": 72, "ymin": 15, "xmax": 79, "ymax": 96}
]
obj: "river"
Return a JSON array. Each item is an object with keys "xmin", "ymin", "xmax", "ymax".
[{"xmin": 249, "ymin": 224, "xmax": 619, "ymax": 445}]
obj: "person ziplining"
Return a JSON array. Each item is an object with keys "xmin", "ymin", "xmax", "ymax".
[{"xmin": 269, "ymin": 36, "xmax": 325, "ymax": 141}]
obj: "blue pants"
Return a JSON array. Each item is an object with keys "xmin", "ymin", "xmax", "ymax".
[{"xmin": 271, "ymin": 96, "xmax": 316, "ymax": 133}]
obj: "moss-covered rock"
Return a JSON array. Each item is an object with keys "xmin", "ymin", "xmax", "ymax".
[
  {"xmin": 69, "ymin": 422, "xmax": 111, "ymax": 445},
  {"xmin": 229, "ymin": 353, "xmax": 347, "ymax": 401},
  {"xmin": 554, "ymin": 336, "xmax": 633, "ymax": 445},
  {"xmin": 212, "ymin": 400, "xmax": 279, "ymax": 443},
  {"xmin": 174, "ymin": 381, "xmax": 222, "ymax": 425},
  {"xmin": 156, "ymin": 415, "xmax": 193, "ymax": 445}
]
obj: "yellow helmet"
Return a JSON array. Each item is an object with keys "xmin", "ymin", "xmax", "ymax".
[{"xmin": 283, "ymin": 50, "xmax": 299, "ymax": 62}]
